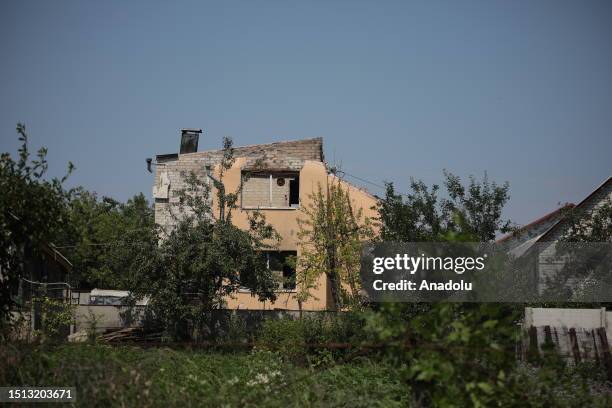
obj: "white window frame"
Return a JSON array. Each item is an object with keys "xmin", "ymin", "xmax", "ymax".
[{"xmin": 240, "ymin": 171, "xmax": 299, "ymax": 210}]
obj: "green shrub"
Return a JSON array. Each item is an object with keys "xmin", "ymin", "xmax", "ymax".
[
  {"xmin": 364, "ymin": 302, "xmax": 612, "ymax": 407},
  {"xmin": 256, "ymin": 313, "xmax": 371, "ymax": 365},
  {"xmin": 256, "ymin": 316, "xmax": 306, "ymax": 363},
  {"xmin": 32, "ymin": 295, "xmax": 76, "ymax": 342}
]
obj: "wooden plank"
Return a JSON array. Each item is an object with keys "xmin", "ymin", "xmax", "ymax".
[
  {"xmin": 569, "ymin": 328, "xmax": 581, "ymax": 364},
  {"xmin": 591, "ymin": 329, "xmax": 600, "ymax": 366},
  {"xmin": 528, "ymin": 326, "xmax": 539, "ymax": 361},
  {"xmin": 543, "ymin": 325, "xmax": 554, "ymax": 351},
  {"xmin": 596, "ymin": 328, "xmax": 612, "ymax": 382}
]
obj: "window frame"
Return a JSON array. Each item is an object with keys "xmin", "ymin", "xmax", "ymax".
[
  {"xmin": 240, "ymin": 171, "xmax": 300, "ymax": 210},
  {"xmin": 238, "ymin": 250, "xmax": 297, "ymax": 293}
]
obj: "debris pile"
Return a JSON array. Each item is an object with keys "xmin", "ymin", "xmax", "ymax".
[{"xmin": 99, "ymin": 327, "xmax": 162, "ymax": 343}]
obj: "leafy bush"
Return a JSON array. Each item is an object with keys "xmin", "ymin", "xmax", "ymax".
[
  {"xmin": 32, "ymin": 295, "xmax": 76, "ymax": 342},
  {"xmin": 256, "ymin": 316, "xmax": 306, "ymax": 363},
  {"xmin": 364, "ymin": 302, "xmax": 612, "ymax": 407},
  {"xmin": 256, "ymin": 313, "xmax": 371, "ymax": 365},
  {"xmin": 363, "ymin": 303, "xmax": 519, "ymax": 407}
]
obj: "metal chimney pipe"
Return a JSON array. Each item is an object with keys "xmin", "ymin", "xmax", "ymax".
[{"xmin": 180, "ymin": 128, "xmax": 202, "ymax": 154}]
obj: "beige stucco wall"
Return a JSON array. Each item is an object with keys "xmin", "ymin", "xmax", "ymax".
[{"xmin": 207, "ymin": 159, "xmax": 378, "ymax": 311}]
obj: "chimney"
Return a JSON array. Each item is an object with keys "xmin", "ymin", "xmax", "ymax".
[{"xmin": 180, "ymin": 128, "xmax": 201, "ymax": 154}]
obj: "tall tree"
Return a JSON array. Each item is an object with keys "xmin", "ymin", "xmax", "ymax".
[
  {"xmin": 0, "ymin": 124, "xmax": 73, "ymax": 328},
  {"xmin": 56, "ymin": 190, "xmax": 155, "ymax": 289},
  {"xmin": 372, "ymin": 171, "xmax": 518, "ymax": 406},
  {"xmin": 127, "ymin": 137, "xmax": 279, "ymax": 340},
  {"xmin": 296, "ymin": 178, "xmax": 374, "ymax": 311},
  {"xmin": 379, "ymin": 171, "xmax": 513, "ymax": 243},
  {"xmin": 378, "ymin": 180, "xmax": 447, "ymax": 242},
  {"xmin": 444, "ymin": 170, "xmax": 513, "ymax": 241}
]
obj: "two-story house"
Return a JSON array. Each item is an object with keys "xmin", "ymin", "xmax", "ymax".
[{"xmin": 151, "ymin": 129, "xmax": 378, "ymax": 311}]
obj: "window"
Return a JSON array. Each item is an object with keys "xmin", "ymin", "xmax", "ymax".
[
  {"xmin": 241, "ymin": 172, "xmax": 299, "ymax": 209},
  {"xmin": 266, "ymin": 251, "xmax": 297, "ymax": 291},
  {"xmin": 89, "ymin": 296, "xmax": 126, "ymax": 306},
  {"xmin": 238, "ymin": 251, "xmax": 297, "ymax": 292}
]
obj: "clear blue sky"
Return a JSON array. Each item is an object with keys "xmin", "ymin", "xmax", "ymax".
[{"xmin": 1, "ymin": 0, "xmax": 611, "ymax": 226}]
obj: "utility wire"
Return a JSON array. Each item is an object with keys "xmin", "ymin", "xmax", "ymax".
[
  {"xmin": 334, "ymin": 170, "xmax": 387, "ymax": 190},
  {"xmin": 333, "ymin": 169, "xmax": 413, "ymax": 198}
]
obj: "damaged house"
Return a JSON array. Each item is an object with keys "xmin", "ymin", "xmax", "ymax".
[{"xmin": 152, "ymin": 130, "xmax": 378, "ymax": 311}]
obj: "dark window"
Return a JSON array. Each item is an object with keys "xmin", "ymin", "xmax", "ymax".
[
  {"xmin": 267, "ymin": 251, "xmax": 297, "ymax": 290},
  {"xmin": 89, "ymin": 296, "xmax": 126, "ymax": 306},
  {"xmin": 289, "ymin": 178, "xmax": 299, "ymax": 206}
]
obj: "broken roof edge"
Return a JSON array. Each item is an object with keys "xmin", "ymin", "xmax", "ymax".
[
  {"xmin": 155, "ymin": 137, "xmax": 324, "ymax": 162},
  {"xmin": 182, "ymin": 136, "xmax": 323, "ymax": 155}
]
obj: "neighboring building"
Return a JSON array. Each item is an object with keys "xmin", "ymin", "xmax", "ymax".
[
  {"xmin": 6, "ymin": 242, "xmax": 73, "ymax": 339},
  {"xmin": 16, "ymin": 242, "xmax": 73, "ymax": 305},
  {"xmin": 497, "ymin": 204, "xmax": 574, "ymax": 257},
  {"xmin": 534, "ymin": 176, "xmax": 611, "ymax": 293},
  {"xmin": 70, "ymin": 289, "xmax": 149, "ymax": 334},
  {"xmin": 152, "ymin": 130, "xmax": 378, "ymax": 311},
  {"xmin": 499, "ymin": 176, "xmax": 612, "ymax": 292}
]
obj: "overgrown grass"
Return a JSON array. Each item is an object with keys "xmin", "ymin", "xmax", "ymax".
[
  {"xmin": 2, "ymin": 341, "xmax": 612, "ymax": 407},
  {"xmin": 2, "ymin": 312, "xmax": 612, "ymax": 407},
  {"xmin": 0, "ymin": 343, "xmax": 410, "ymax": 407}
]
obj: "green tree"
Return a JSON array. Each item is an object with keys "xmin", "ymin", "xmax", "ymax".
[
  {"xmin": 296, "ymin": 179, "xmax": 374, "ymax": 311},
  {"xmin": 365, "ymin": 301, "xmax": 521, "ymax": 407},
  {"xmin": 56, "ymin": 190, "xmax": 155, "ymax": 289},
  {"xmin": 444, "ymin": 170, "xmax": 513, "ymax": 241},
  {"xmin": 379, "ymin": 171, "xmax": 513, "ymax": 243},
  {"xmin": 372, "ymin": 171, "xmax": 519, "ymax": 406},
  {"xmin": 0, "ymin": 123, "xmax": 73, "ymax": 329},
  {"xmin": 128, "ymin": 137, "xmax": 279, "ymax": 340},
  {"xmin": 559, "ymin": 199, "xmax": 612, "ymax": 243},
  {"xmin": 378, "ymin": 179, "xmax": 448, "ymax": 242}
]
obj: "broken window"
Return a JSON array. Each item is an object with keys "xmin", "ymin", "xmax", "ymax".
[
  {"xmin": 266, "ymin": 251, "xmax": 297, "ymax": 291},
  {"xmin": 241, "ymin": 172, "xmax": 299, "ymax": 208},
  {"xmin": 89, "ymin": 295, "xmax": 127, "ymax": 306},
  {"xmin": 238, "ymin": 251, "xmax": 297, "ymax": 292}
]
